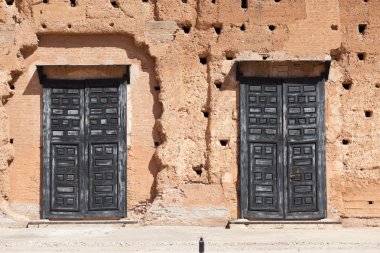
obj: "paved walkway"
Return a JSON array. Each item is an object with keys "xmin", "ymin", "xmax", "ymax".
[{"xmin": 0, "ymin": 226, "xmax": 379, "ymax": 252}]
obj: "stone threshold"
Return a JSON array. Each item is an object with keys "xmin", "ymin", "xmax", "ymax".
[
  {"xmin": 27, "ymin": 219, "xmax": 138, "ymax": 228},
  {"xmin": 228, "ymin": 219, "xmax": 342, "ymax": 229}
]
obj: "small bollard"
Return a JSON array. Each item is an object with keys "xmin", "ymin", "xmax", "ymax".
[{"xmin": 199, "ymin": 237, "xmax": 205, "ymax": 253}]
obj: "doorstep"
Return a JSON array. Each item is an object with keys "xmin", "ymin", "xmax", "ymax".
[
  {"xmin": 228, "ymin": 219, "xmax": 342, "ymax": 229},
  {"xmin": 27, "ymin": 219, "xmax": 139, "ymax": 228}
]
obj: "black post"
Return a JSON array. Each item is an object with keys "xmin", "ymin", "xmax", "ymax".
[{"xmin": 199, "ymin": 237, "xmax": 205, "ymax": 253}]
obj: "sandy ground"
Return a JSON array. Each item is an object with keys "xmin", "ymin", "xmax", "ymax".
[{"xmin": 0, "ymin": 226, "xmax": 379, "ymax": 253}]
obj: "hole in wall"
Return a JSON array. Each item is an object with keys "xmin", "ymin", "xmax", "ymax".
[
  {"xmin": 67, "ymin": 24, "xmax": 72, "ymax": 29},
  {"xmin": 268, "ymin": 25, "xmax": 276, "ymax": 31},
  {"xmin": 274, "ymin": 0, "xmax": 281, "ymax": 2},
  {"xmin": 375, "ymin": 83, "xmax": 380, "ymax": 88},
  {"xmin": 41, "ymin": 23, "xmax": 47, "ymax": 29},
  {"xmin": 369, "ymin": 201, "xmax": 374, "ymax": 205},
  {"xmin": 358, "ymin": 24, "xmax": 367, "ymax": 34},
  {"xmin": 9, "ymin": 84, "xmax": 15, "ymax": 90},
  {"xmin": 5, "ymin": 0, "xmax": 14, "ymax": 5},
  {"xmin": 182, "ymin": 0, "xmax": 187, "ymax": 3},
  {"xmin": 111, "ymin": 0, "xmax": 119, "ymax": 8},
  {"xmin": 225, "ymin": 51, "xmax": 236, "ymax": 60},
  {"xmin": 214, "ymin": 24, "xmax": 222, "ymax": 35},
  {"xmin": 331, "ymin": 25, "xmax": 338, "ymax": 30},
  {"xmin": 214, "ymin": 81, "xmax": 222, "ymax": 90},
  {"xmin": 365, "ymin": 110, "xmax": 373, "ymax": 118},
  {"xmin": 181, "ymin": 24, "xmax": 191, "ymax": 34},
  {"xmin": 9, "ymin": 138, "xmax": 14, "ymax": 144},
  {"xmin": 70, "ymin": 0, "xmax": 76, "ymax": 7},
  {"xmin": 211, "ymin": 0, "xmax": 216, "ymax": 3},
  {"xmin": 202, "ymin": 111, "xmax": 209, "ymax": 118},
  {"xmin": 43, "ymin": 0, "xmax": 48, "ymax": 3},
  {"xmin": 357, "ymin": 52, "xmax": 366, "ymax": 61},
  {"xmin": 154, "ymin": 86, "xmax": 160, "ymax": 91},
  {"xmin": 262, "ymin": 55, "xmax": 269, "ymax": 60},
  {"xmin": 109, "ymin": 22, "xmax": 114, "ymax": 27},
  {"xmin": 193, "ymin": 166, "xmax": 203, "ymax": 176},
  {"xmin": 142, "ymin": 0, "xmax": 148, "ymax": 2},
  {"xmin": 240, "ymin": 24, "xmax": 246, "ymax": 31},
  {"xmin": 199, "ymin": 55, "xmax": 208, "ymax": 65},
  {"xmin": 241, "ymin": 0, "xmax": 248, "ymax": 9},
  {"xmin": 154, "ymin": 142, "xmax": 160, "ymax": 148},
  {"xmin": 220, "ymin": 139, "xmax": 229, "ymax": 146},
  {"xmin": 363, "ymin": 0, "xmax": 368, "ymax": 2},
  {"xmin": 342, "ymin": 80, "xmax": 352, "ymax": 90},
  {"xmin": 342, "ymin": 139, "xmax": 350, "ymax": 145}
]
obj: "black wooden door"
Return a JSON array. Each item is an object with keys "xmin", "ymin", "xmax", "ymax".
[
  {"xmin": 42, "ymin": 79, "xmax": 126, "ymax": 219},
  {"xmin": 240, "ymin": 77, "xmax": 326, "ymax": 220}
]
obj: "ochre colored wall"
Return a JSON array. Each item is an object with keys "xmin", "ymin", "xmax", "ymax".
[{"xmin": 0, "ymin": 0, "xmax": 379, "ymax": 226}]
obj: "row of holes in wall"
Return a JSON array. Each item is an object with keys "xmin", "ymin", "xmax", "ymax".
[{"xmin": 34, "ymin": 0, "xmax": 120, "ymax": 8}]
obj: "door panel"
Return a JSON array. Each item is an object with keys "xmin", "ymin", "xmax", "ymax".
[
  {"xmin": 240, "ymin": 77, "xmax": 326, "ymax": 220},
  {"xmin": 43, "ymin": 79, "xmax": 126, "ymax": 219}
]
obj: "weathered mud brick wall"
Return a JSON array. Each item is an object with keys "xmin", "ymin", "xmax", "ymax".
[{"xmin": 0, "ymin": 0, "xmax": 378, "ymax": 226}]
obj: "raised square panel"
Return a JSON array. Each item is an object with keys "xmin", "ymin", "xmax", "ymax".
[
  {"xmin": 95, "ymin": 197, "xmax": 102, "ymax": 204},
  {"xmin": 67, "ymin": 89, "xmax": 79, "ymax": 94},
  {"xmin": 95, "ymin": 159, "xmax": 113, "ymax": 166},
  {"xmin": 304, "ymin": 85, "xmax": 316, "ymax": 92},
  {"xmin": 105, "ymin": 147, "xmax": 113, "ymax": 154},
  {"xmin": 110, "ymin": 118, "xmax": 118, "ymax": 124},
  {"xmin": 249, "ymin": 96, "xmax": 257, "ymax": 102},
  {"xmin": 95, "ymin": 173, "xmax": 103, "ymax": 180},
  {"xmin": 294, "ymin": 197, "xmax": 302, "ymax": 205},
  {"xmin": 259, "ymin": 96, "xmax": 266, "ymax": 103},
  {"xmin": 288, "ymin": 86, "xmax": 301, "ymax": 93},
  {"xmin": 57, "ymin": 174, "xmax": 64, "ymax": 181},
  {"xmin": 66, "ymin": 198, "xmax": 74, "ymax": 205},
  {"xmin": 304, "ymin": 197, "xmax": 313, "ymax": 204},
  {"xmin": 52, "ymin": 119, "xmax": 60, "ymax": 125},
  {"xmin": 249, "ymin": 107, "xmax": 262, "ymax": 113},
  {"xmin": 105, "ymin": 173, "xmax": 113, "ymax": 180},
  {"xmin": 62, "ymin": 98, "xmax": 69, "ymax": 104},
  {"xmin": 110, "ymin": 98, "xmax": 118, "ymax": 103},
  {"xmin": 264, "ymin": 86, "xmax": 276, "ymax": 92},
  {"xmin": 259, "ymin": 118, "xmax": 267, "ymax": 124},
  {"xmin": 95, "ymin": 185, "xmax": 113, "ymax": 192},
  {"xmin": 265, "ymin": 129, "xmax": 277, "ymax": 135},
  {"xmin": 304, "ymin": 107, "xmax": 316, "ymax": 113},
  {"xmin": 249, "ymin": 86, "xmax": 261, "ymax": 92},
  {"xmin": 90, "ymin": 98, "xmax": 98, "ymax": 103},
  {"xmin": 52, "ymin": 98, "xmax": 60, "ymax": 104},
  {"xmin": 68, "ymin": 109, "xmax": 79, "ymax": 115},
  {"xmin": 90, "ymin": 109, "xmax": 102, "ymax": 114},
  {"xmin": 269, "ymin": 118, "xmax": 277, "ymax": 124},
  {"xmin": 67, "ymin": 174, "xmax": 75, "ymax": 181},
  {"xmin": 90, "ymin": 119, "xmax": 97, "ymax": 125},
  {"xmin": 72, "ymin": 98, "xmax": 79, "ymax": 104},
  {"xmin": 293, "ymin": 147, "xmax": 301, "ymax": 155},
  {"xmin": 264, "ymin": 107, "xmax": 277, "ymax": 113},
  {"xmin": 298, "ymin": 96, "xmax": 306, "ymax": 103},
  {"xmin": 265, "ymin": 197, "xmax": 273, "ymax": 204},
  {"xmin": 304, "ymin": 147, "xmax": 311, "ymax": 154},
  {"xmin": 304, "ymin": 173, "xmax": 312, "ymax": 180},
  {"xmin": 255, "ymin": 159, "xmax": 273, "ymax": 166},
  {"xmin": 265, "ymin": 173, "xmax": 273, "ymax": 180},
  {"xmin": 106, "ymin": 130, "xmax": 117, "ymax": 135},
  {"xmin": 288, "ymin": 96, "xmax": 296, "ymax": 103},
  {"xmin": 294, "ymin": 185, "xmax": 312, "ymax": 193},
  {"xmin": 309, "ymin": 118, "xmax": 316, "ymax": 124},
  {"xmin": 100, "ymin": 119, "xmax": 107, "ymax": 125},
  {"xmin": 91, "ymin": 130, "xmax": 102, "ymax": 136},
  {"xmin": 250, "ymin": 128, "xmax": 262, "ymax": 134},
  {"xmin": 52, "ymin": 88, "xmax": 64, "ymax": 94},
  {"xmin": 289, "ymin": 107, "xmax": 301, "ymax": 114},
  {"xmin": 269, "ymin": 97, "xmax": 277, "ymax": 103},
  {"xmin": 62, "ymin": 119, "xmax": 69, "ymax": 125},
  {"xmin": 105, "ymin": 197, "xmax": 113, "ymax": 204},
  {"xmin": 254, "ymin": 147, "xmax": 262, "ymax": 154},
  {"xmin": 100, "ymin": 98, "xmax": 107, "ymax": 103},
  {"xmin": 298, "ymin": 118, "xmax": 306, "ymax": 124},
  {"xmin": 308, "ymin": 96, "xmax": 316, "ymax": 102},
  {"xmin": 91, "ymin": 88, "xmax": 103, "ymax": 93},
  {"xmin": 95, "ymin": 147, "xmax": 103, "ymax": 154},
  {"xmin": 304, "ymin": 128, "xmax": 316, "ymax": 135},
  {"xmin": 57, "ymin": 148, "xmax": 65, "ymax": 155},
  {"xmin": 67, "ymin": 131, "xmax": 78, "ymax": 136},
  {"xmin": 67, "ymin": 148, "xmax": 75, "ymax": 155},
  {"xmin": 57, "ymin": 186, "xmax": 74, "ymax": 193},
  {"xmin": 52, "ymin": 109, "xmax": 64, "ymax": 115},
  {"xmin": 72, "ymin": 120, "xmax": 79, "ymax": 126},
  {"xmin": 293, "ymin": 174, "xmax": 302, "ymax": 181},
  {"xmin": 255, "ymin": 196, "xmax": 263, "ymax": 204},
  {"xmin": 56, "ymin": 198, "xmax": 64, "ymax": 205},
  {"xmin": 105, "ymin": 87, "xmax": 118, "ymax": 93},
  {"xmin": 289, "ymin": 129, "xmax": 301, "ymax": 136},
  {"xmin": 265, "ymin": 147, "xmax": 272, "ymax": 154},
  {"xmin": 105, "ymin": 108, "xmax": 117, "ymax": 114},
  {"xmin": 288, "ymin": 119, "xmax": 296, "ymax": 125},
  {"xmin": 255, "ymin": 185, "xmax": 273, "ymax": 192},
  {"xmin": 53, "ymin": 131, "xmax": 64, "ymax": 136},
  {"xmin": 254, "ymin": 172, "xmax": 262, "ymax": 180},
  {"xmin": 249, "ymin": 118, "xmax": 257, "ymax": 124}
]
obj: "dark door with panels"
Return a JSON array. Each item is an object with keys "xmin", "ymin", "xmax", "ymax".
[
  {"xmin": 42, "ymin": 78, "xmax": 126, "ymax": 219},
  {"xmin": 240, "ymin": 77, "xmax": 326, "ymax": 220}
]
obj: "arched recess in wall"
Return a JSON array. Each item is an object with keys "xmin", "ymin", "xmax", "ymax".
[{"xmin": 5, "ymin": 34, "xmax": 162, "ymax": 218}]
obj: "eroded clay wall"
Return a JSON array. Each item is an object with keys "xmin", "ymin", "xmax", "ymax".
[{"xmin": 0, "ymin": 0, "xmax": 379, "ymax": 226}]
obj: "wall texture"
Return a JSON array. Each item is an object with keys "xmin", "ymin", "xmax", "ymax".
[{"xmin": 0, "ymin": 0, "xmax": 379, "ymax": 226}]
